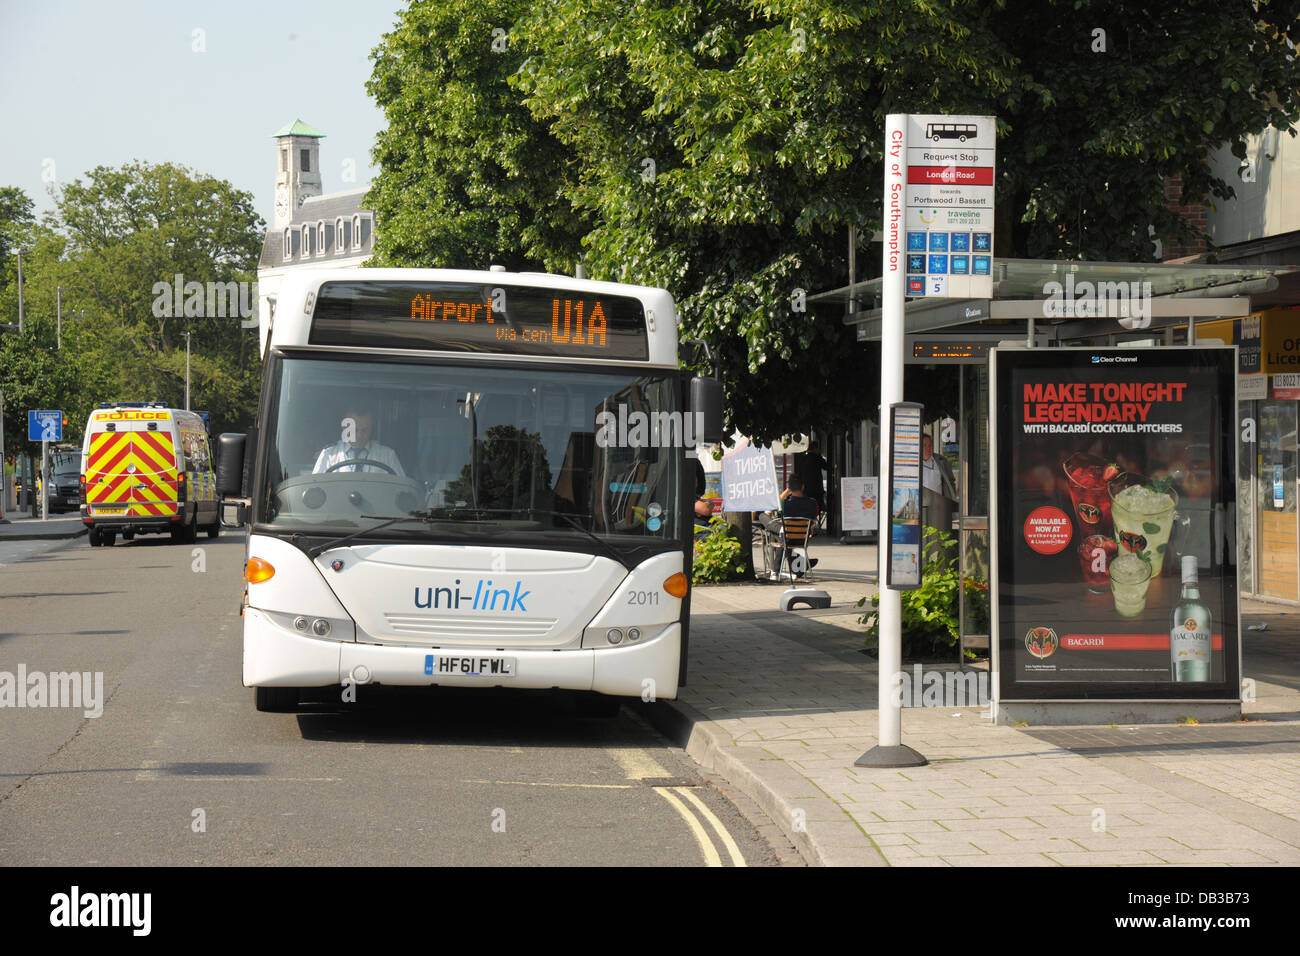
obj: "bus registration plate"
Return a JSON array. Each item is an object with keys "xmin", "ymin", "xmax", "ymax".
[{"xmin": 424, "ymin": 655, "xmax": 516, "ymax": 678}]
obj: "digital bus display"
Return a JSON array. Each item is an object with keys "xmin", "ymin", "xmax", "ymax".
[{"xmin": 309, "ymin": 281, "xmax": 649, "ymax": 360}]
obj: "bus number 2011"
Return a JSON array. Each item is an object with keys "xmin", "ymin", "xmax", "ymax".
[{"xmin": 626, "ymin": 590, "xmax": 660, "ymax": 606}]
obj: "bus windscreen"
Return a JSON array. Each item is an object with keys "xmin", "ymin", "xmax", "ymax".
[{"xmin": 309, "ymin": 280, "xmax": 649, "ymax": 360}]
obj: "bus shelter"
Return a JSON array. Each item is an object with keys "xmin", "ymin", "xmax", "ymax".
[{"xmin": 812, "ymin": 258, "xmax": 1298, "ymax": 721}]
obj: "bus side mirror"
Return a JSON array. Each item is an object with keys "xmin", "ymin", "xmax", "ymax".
[
  {"xmin": 220, "ymin": 500, "xmax": 249, "ymax": 528},
  {"xmin": 216, "ymin": 432, "xmax": 247, "ymax": 497},
  {"xmin": 690, "ymin": 377, "xmax": 724, "ymax": 444}
]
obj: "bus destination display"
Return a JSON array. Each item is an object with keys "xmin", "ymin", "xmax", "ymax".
[{"xmin": 309, "ymin": 281, "xmax": 649, "ymax": 360}]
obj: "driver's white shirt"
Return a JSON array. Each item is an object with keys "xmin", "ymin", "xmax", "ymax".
[{"xmin": 312, "ymin": 441, "xmax": 405, "ymax": 476}]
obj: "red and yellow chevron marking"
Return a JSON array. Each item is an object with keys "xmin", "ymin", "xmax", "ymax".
[{"xmin": 85, "ymin": 430, "xmax": 179, "ymax": 516}]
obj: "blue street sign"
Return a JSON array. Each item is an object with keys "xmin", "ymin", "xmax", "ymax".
[{"xmin": 28, "ymin": 410, "xmax": 62, "ymax": 442}]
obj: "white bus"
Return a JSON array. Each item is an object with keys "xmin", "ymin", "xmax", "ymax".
[{"xmin": 218, "ymin": 268, "xmax": 719, "ymax": 714}]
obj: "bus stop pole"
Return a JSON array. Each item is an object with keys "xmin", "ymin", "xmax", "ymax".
[{"xmin": 857, "ymin": 114, "xmax": 926, "ymax": 768}]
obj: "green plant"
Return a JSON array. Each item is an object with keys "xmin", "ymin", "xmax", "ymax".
[
  {"xmin": 692, "ymin": 516, "xmax": 746, "ymax": 584},
  {"xmin": 858, "ymin": 526, "xmax": 989, "ymax": 659}
]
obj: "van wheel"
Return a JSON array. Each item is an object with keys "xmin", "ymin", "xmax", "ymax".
[
  {"xmin": 122, "ymin": 530, "xmax": 135, "ymax": 541},
  {"xmin": 206, "ymin": 520, "xmax": 220, "ymax": 539},
  {"xmin": 255, "ymin": 686, "xmax": 300, "ymax": 712},
  {"xmin": 88, "ymin": 528, "xmax": 102, "ymax": 547},
  {"xmin": 101, "ymin": 531, "xmax": 117, "ymax": 547}
]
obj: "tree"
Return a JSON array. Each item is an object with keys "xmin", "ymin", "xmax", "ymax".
[
  {"xmin": 368, "ymin": 0, "xmax": 1300, "ymax": 441},
  {"xmin": 52, "ymin": 161, "xmax": 264, "ymax": 437},
  {"xmin": 0, "ymin": 162, "xmax": 264, "ymax": 457},
  {"xmin": 444, "ymin": 424, "xmax": 554, "ymax": 511},
  {"xmin": 0, "ymin": 186, "xmax": 35, "ymax": 294},
  {"xmin": 365, "ymin": 0, "xmax": 586, "ymax": 271}
]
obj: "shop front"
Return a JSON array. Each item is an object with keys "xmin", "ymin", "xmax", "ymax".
[{"xmin": 1201, "ymin": 309, "xmax": 1300, "ymax": 603}]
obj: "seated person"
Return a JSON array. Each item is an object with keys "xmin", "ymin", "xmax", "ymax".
[
  {"xmin": 312, "ymin": 407, "xmax": 406, "ymax": 476},
  {"xmin": 761, "ymin": 475, "xmax": 819, "ymax": 575}
]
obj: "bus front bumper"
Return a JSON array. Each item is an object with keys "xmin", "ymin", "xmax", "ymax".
[{"xmin": 242, "ymin": 607, "xmax": 680, "ymax": 699}]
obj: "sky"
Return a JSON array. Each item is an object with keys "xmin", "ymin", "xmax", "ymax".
[{"xmin": 0, "ymin": 0, "xmax": 404, "ymax": 227}]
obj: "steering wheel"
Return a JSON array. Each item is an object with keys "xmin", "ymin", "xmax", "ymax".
[{"xmin": 324, "ymin": 458, "xmax": 397, "ymax": 475}]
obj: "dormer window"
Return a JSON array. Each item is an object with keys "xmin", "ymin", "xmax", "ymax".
[
  {"xmin": 317, "ymin": 220, "xmax": 327, "ymax": 256},
  {"xmin": 353, "ymin": 214, "xmax": 361, "ymax": 248},
  {"xmin": 336, "ymin": 217, "xmax": 346, "ymax": 252},
  {"xmin": 301, "ymin": 224, "xmax": 312, "ymax": 256},
  {"xmin": 283, "ymin": 228, "xmax": 291, "ymax": 258}
]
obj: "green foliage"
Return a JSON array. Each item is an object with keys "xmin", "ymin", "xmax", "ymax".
[
  {"xmin": 692, "ymin": 515, "xmax": 747, "ymax": 583},
  {"xmin": 859, "ymin": 526, "xmax": 989, "ymax": 659},
  {"xmin": 364, "ymin": 0, "xmax": 586, "ymax": 271},
  {"xmin": 367, "ymin": 0, "xmax": 1300, "ymax": 440},
  {"xmin": 0, "ymin": 186, "xmax": 35, "ymax": 291},
  {"xmin": 1, "ymin": 162, "xmax": 263, "ymax": 459},
  {"xmin": 445, "ymin": 424, "xmax": 554, "ymax": 510}
]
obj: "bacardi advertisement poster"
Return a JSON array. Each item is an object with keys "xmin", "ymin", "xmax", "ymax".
[{"xmin": 991, "ymin": 347, "xmax": 1240, "ymax": 700}]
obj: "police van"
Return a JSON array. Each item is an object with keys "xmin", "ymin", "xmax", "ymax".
[{"xmin": 80, "ymin": 403, "xmax": 219, "ymax": 546}]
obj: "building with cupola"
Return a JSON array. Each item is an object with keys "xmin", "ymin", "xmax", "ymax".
[{"xmin": 256, "ymin": 119, "xmax": 376, "ymax": 335}]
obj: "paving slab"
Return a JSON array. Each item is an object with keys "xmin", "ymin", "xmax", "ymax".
[{"xmin": 636, "ymin": 542, "xmax": 1300, "ymax": 866}]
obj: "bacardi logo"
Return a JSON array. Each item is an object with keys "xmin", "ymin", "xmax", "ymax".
[
  {"xmin": 1077, "ymin": 502, "xmax": 1101, "ymax": 524},
  {"xmin": 1120, "ymin": 531, "xmax": 1147, "ymax": 553},
  {"xmin": 1025, "ymin": 626, "xmax": 1059, "ymax": 659}
]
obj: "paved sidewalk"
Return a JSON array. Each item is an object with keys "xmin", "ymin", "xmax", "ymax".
[
  {"xmin": 641, "ymin": 540, "xmax": 1300, "ymax": 866},
  {"xmin": 0, "ymin": 514, "xmax": 86, "ymax": 540}
]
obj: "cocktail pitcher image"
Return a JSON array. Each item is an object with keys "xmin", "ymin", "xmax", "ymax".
[
  {"xmin": 1108, "ymin": 472, "xmax": 1178, "ymax": 576},
  {"xmin": 1063, "ymin": 452, "xmax": 1116, "ymax": 537}
]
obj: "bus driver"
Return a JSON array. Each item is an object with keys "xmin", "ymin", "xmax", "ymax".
[{"xmin": 312, "ymin": 407, "xmax": 406, "ymax": 475}]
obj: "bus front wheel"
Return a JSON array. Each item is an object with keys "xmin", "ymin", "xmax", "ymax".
[{"xmin": 255, "ymin": 685, "xmax": 300, "ymax": 712}]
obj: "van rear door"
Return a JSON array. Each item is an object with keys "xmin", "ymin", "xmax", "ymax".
[{"xmin": 85, "ymin": 425, "xmax": 179, "ymax": 518}]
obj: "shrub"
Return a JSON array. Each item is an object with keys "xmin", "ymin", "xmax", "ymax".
[
  {"xmin": 691, "ymin": 516, "xmax": 747, "ymax": 584},
  {"xmin": 858, "ymin": 525, "xmax": 989, "ymax": 659}
]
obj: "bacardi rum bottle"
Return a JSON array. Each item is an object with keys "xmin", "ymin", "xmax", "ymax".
[{"xmin": 1170, "ymin": 555, "xmax": 1211, "ymax": 682}]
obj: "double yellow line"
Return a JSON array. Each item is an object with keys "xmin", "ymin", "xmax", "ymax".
[{"xmin": 611, "ymin": 749, "xmax": 746, "ymax": 867}]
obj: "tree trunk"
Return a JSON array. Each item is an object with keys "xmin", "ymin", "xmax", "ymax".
[{"xmin": 724, "ymin": 511, "xmax": 754, "ymax": 578}]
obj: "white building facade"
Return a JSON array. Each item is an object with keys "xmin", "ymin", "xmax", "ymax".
[{"xmin": 257, "ymin": 119, "xmax": 376, "ymax": 352}]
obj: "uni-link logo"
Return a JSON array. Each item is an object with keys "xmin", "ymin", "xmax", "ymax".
[{"xmin": 414, "ymin": 579, "xmax": 530, "ymax": 612}]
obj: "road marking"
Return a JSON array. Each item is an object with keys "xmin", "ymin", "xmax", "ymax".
[
  {"xmin": 462, "ymin": 779, "xmax": 634, "ymax": 790},
  {"xmin": 610, "ymin": 748, "xmax": 671, "ymax": 780},
  {"xmin": 674, "ymin": 786, "xmax": 747, "ymax": 867},
  {"xmin": 654, "ymin": 786, "xmax": 723, "ymax": 866},
  {"xmin": 610, "ymin": 747, "xmax": 745, "ymax": 867}
]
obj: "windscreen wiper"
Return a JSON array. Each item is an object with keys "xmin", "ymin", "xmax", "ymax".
[
  {"xmin": 305, "ymin": 509, "xmax": 476, "ymax": 558},
  {"xmin": 450, "ymin": 507, "xmax": 628, "ymax": 566}
]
